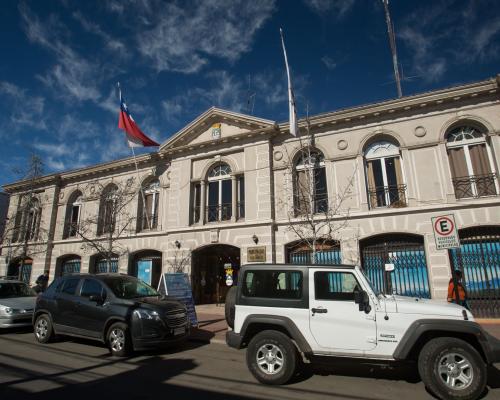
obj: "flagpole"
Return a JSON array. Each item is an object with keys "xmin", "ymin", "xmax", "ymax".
[
  {"xmin": 117, "ymin": 82, "xmax": 151, "ymax": 230},
  {"xmin": 130, "ymin": 145, "xmax": 151, "ymax": 229}
]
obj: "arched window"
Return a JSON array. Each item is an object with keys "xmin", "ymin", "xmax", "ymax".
[
  {"xmin": 293, "ymin": 149, "xmax": 327, "ymax": 215},
  {"xmin": 446, "ymin": 125, "xmax": 498, "ymax": 198},
  {"xmin": 207, "ymin": 162, "xmax": 232, "ymax": 222},
  {"xmin": 137, "ymin": 179, "xmax": 160, "ymax": 231},
  {"xmin": 57, "ymin": 255, "xmax": 81, "ymax": 277},
  {"xmin": 364, "ymin": 140, "xmax": 406, "ymax": 208},
  {"xmin": 98, "ymin": 184, "xmax": 118, "ymax": 235},
  {"xmin": 64, "ymin": 191, "xmax": 83, "ymax": 239}
]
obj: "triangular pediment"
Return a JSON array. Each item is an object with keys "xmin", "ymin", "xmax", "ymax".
[{"xmin": 159, "ymin": 107, "xmax": 275, "ymax": 152}]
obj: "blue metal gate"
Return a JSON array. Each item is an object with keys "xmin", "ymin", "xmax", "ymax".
[
  {"xmin": 449, "ymin": 226, "xmax": 500, "ymax": 318},
  {"xmin": 287, "ymin": 241, "xmax": 342, "ymax": 265},
  {"xmin": 361, "ymin": 234, "xmax": 431, "ymax": 298},
  {"xmin": 96, "ymin": 257, "xmax": 118, "ymax": 273},
  {"xmin": 61, "ymin": 258, "xmax": 81, "ymax": 276}
]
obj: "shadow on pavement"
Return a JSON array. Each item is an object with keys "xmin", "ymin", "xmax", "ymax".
[
  {"xmin": 309, "ymin": 359, "xmax": 421, "ymax": 384},
  {"xmin": 0, "ymin": 356, "xmax": 255, "ymax": 400}
]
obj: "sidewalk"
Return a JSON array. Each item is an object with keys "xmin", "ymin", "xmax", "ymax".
[
  {"xmin": 190, "ymin": 304, "xmax": 500, "ymax": 344},
  {"xmin": 190, "ymin": 304, "xmax": 227, "ymax": 344}
]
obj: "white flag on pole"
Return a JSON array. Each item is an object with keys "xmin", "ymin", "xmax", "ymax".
[{"xmin": 280, "ymin": 28, "xmax": 299, "ymax": 136}]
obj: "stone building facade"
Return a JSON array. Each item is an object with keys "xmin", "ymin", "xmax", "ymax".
[{"xmin": 2, "ymin": 77, "xmax": 500, "ymax": 315}]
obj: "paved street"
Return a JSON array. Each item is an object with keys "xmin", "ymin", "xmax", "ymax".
[{"xmin": 1, "ymin": 330, "xmax": 500, "ymax": 400}]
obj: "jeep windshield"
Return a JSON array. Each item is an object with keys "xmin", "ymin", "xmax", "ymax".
[
  {"xmin": 358, "ymin": 269, "xmax": 383, "ymax": 297},
  {"xmin": 102, "ymin": 277, "xmax": 160, "ymax": 299},
  {"xmin": 0, "ymin": 282, "xmax": 36, "ymax": 298}
]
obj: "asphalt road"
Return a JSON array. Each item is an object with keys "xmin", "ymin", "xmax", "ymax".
[{"xmin": 0, "ymin": 330, "xmax": 499, "ymax": 400}]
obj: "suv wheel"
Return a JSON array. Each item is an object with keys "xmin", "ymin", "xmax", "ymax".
[
  {"xmin": 418, "ymin": 337, "xmax": 487, "ymax": 400},
  {"xmin": 107, "ymin": 322, "xmax": 131, "ymax": 357},
  {"xmin": 246, "ymin": 330, "xmax": 298, "ymax": 385},
  {"xmin": 34, "ymin": 314, "xmax": 54, "ymax": 343}
]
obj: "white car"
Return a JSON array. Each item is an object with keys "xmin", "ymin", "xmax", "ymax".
[
  {"xmin": 226, "ymin": 264, "xmax": 500, "ymax": 400},
  {"xmin": 0, "ymin": 278, "xmax": 37, "ymax": 328}
]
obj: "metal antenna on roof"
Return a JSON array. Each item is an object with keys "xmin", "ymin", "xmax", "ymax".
[
  {"xmin": 382, "ymin": 0, "xmax": 403, "ymax": 98},
  {"xmin": 245, "ymin": 75, "xmax": 256, "ymax": 115}
]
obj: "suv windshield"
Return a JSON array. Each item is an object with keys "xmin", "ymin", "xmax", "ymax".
[
  {"xmin": 359, "ymin": 269, "xmax": 382, "ymax": 297},
  {"xmin": 102, "ymin": 277, "xmax": 159, "ymax": 299},
  {"xmin": 0, "ymin": 282, "xmax": 36, "ymax": 298}
]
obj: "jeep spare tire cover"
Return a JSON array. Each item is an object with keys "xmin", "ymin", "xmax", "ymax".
[{"xmin": 225, "ymin": 286, "xmax": 237, "ymax": 329}]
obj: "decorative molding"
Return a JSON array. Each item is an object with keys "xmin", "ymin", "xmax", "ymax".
[
  {"xmin": 414, "ymin": 126, "xmax": 427, "ymax": 137},
  {"xmin": 337, "ymin": 139, "xmax": 348, "ymax": 150},
  {"xmin": 273, "ymin": 151, "xmax": 283, "ymax": 161}
]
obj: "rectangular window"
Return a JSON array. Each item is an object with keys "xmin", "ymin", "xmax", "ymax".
[
  {"xmin": 314, "ymin": 168, "xmax": 327, "ymax": 213},
  {"xmin": 221, "ymin": 179, "xmax": 232, "ymax": 221},
  {"xmin": 314, "ymin": 271, "xmax": 360, "ymax": 301},
  {"xmin": 238, "ymin": 176, "xmax": 245, "ymax": 219},
  {"xmin": 208, "ymin": 181, "xmax": 219, "ymax": 222},
  {"xmin": 69, "ymin": 205, "xmax": 80, "ymax": 237},
  {"xmin": 191, "ymin": 183, "xmax": 201, "ymax": 224},
  {"xmin": 242, "ymin": 270, "xmax": 302, "ymax": 299}
]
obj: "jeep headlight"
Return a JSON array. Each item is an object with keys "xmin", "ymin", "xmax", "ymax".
[
  {"xmin": 134, "ymin": 309, "xmax": 161, "ymax": 321},
  {"xmin": 0, "ymin": 306, "xmax": 13, "ymax": 316}
]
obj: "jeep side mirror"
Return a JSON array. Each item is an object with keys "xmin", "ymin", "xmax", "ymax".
[{"xmin": 354, "ymin": 290, "xmax": 371, "ymax": 314}]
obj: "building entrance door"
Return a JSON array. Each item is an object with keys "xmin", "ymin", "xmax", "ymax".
[{"xmin": 191, "ymin": 245, "xmax": 240, "ymax": 304}]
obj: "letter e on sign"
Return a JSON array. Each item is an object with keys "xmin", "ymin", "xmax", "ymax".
[{"xmin": 431, "ymin": 214, "xmax": 460, "ymax": 250}]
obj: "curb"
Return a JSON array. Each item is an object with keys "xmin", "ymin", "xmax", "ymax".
[
  {"xmin": 188, "ymin": 336, "xmax": 226, "ymax": 345},
  {"xmin": 476, "ymin": 319, "xmax": 500, "ymax": 325}
]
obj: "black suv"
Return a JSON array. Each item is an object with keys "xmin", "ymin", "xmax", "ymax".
[{"xmin": 33, "ymin": 274, "xmax": 189, "ymax": 356}]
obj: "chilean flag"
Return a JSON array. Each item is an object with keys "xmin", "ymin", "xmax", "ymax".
[{"xmin": 118, "ymin": 88, "xmax": 159, "ymax": 147}]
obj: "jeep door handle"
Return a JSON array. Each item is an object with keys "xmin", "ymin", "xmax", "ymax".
[{"xmin": 311, "ymin": 307, "xmax": 328, "ymax": 314}]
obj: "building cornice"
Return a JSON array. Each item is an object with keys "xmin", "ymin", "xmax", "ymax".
[
  {"xmin": 277, "ymin": 76, "xmax": 499, "ymax": 134},
  {"xmin": 3, "ymin": 76, "xmax": 498, "ymax": 193}
]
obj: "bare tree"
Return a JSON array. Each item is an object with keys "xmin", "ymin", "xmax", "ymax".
[
  {"xmin": 72, "ymin": 178, "xmax": 137, "ymax": 273},
  {"xmin": 166, "ymin": 245, "xmax": 192, "ymax": 274},
  {"xmin": 1, "ymin": 153, "xmax": 49, "ymax": 280},
  {"xmin": 278, "ymin": 123, "xmax": 357, "ymax": 264}
]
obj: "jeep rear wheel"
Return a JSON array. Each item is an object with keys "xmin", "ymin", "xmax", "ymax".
[
  {"xmin": 418, "ymin": 337, "xmax": 486, "ymax": 400},
  {"xmin": 246, "ymin": 330, "xmax": 297, "ymax": 385}
]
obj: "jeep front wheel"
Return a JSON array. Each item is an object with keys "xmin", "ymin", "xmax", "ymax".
[
  {"xmin": 418, "ymin": 337, "xmax": 486, "ymax": 400},
  {"xmin": 246, "ymin": 330, "xmax": 298, "ymax": 385}
]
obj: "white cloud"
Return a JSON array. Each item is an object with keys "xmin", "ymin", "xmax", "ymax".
[
  {"xmin": 0, "ymin": 81, "xmax": 46, "ymax": 131},
  {"xmin": 19, "ymin": 3, "xmax": 102, "ymax": 102},
  {"xmin": 304, "ymin": 0, "xmax": 355, "ymax": 18},
  {"xmin": 72, "ymin": 11, "xmax": 126, "ymax": 55},
  {"xmin": 399, "ymin": 1, "xmax": 500, "ymax": 83},
  {"xmin": 321, "ymin": 55, "xmax": 337, "ymax": 71},
  {"xmin": 134, "ymin": 0, "xmax": 276, "ymax": 74}
]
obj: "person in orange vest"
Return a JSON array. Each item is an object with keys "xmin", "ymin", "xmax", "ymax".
[{"xmin": 447, "ymin": 270, "xmax": 469, "ymax": 310}]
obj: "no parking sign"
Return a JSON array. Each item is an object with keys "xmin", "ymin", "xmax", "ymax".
[{"xmin": 431, "ymin": 214, "xmax": 460, "ymax": 250}]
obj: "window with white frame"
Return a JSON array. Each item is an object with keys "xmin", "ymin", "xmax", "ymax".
[
  {"xmin": 64, "ymin": 192, "xmax": 83, "ymax": 239},
  {"xmin": 446, "ymin": 125, "xmax": 498, "ymax": 199},
  {"xmin": 138, "ymin": 179, "xmax": 160, "ymax": 231},
  {"xmin": 207, "ymin": 163, "xmax": 232, "ymax": 222},
  {"xmin": 294, "ymin": 149, "xmax": 328, "ymax": 215},
  {"xmin": 364, "ymin": 140, "xmax": 406, "ymax": 208}
]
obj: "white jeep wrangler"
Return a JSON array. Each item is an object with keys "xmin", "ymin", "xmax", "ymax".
[{"xmin": 225, "ymin": 264, "xmax": 500, "ymax": 400}]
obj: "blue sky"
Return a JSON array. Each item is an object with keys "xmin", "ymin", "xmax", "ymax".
[{"xmin": 1, "ymin": 0, "xmax": 500, "ymax": 187}]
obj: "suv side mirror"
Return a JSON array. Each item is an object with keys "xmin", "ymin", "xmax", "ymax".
[
  {"xmin": 354, "ymin": 290, "xmax": 371, "ymax": 314},
  {"xmin": 89, "ymin": 294, "xmax": 104, "ymax": 304}
]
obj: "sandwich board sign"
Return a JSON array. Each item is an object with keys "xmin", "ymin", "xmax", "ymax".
[
  {"xmin": 431, "ymin": 214, "xmax": 460, "ymax": 250},
  {"xmin": 158, "ymin": 273, "xmax": 198, "ymax": 327}
]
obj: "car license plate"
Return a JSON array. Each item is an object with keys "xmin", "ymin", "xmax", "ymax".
[{"xmin": 174, "ymin": 327, "xmax": 185, "ymax": 336}]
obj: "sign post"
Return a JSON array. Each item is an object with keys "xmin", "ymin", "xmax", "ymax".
[
  {"xmin": 158, "ymin": 273, "xmax": 198, "ymax": 327},
  {"xmin": 431, "ymin": 214, "xmax": 460, "ymax": 250}
]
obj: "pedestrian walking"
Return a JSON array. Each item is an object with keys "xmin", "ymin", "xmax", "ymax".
[
  {"xmin": 35, "ymin": 271, "xmax": 49, "ymax": 292},
  {"xmin": 447, "ymin": 270, "xmax": 469, "ymax": 310}
]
